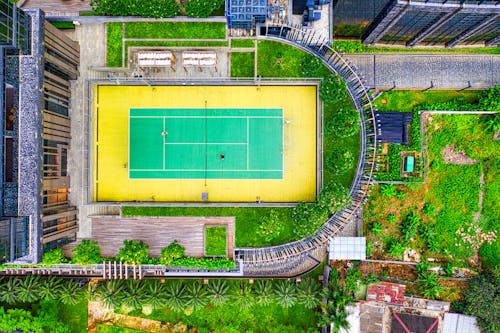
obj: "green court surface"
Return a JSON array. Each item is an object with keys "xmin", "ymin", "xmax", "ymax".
[{"xmin": 129, "ymin": 108, "xmax": 283, "ymax": 179}]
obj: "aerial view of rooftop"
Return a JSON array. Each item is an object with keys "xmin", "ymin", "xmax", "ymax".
[{"xmin": 0, "ymin": 0, "xmax": 498, "ymax": 331}]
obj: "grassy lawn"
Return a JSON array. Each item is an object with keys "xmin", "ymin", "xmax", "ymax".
[
  {"xmin": 205, "ymin": 226, "xmax": 227, "ymax": 256},
  {"xmin": 231, "ymin": 39, "xmax": 255, "ymax": 48},
  {"xmin": 230, "ymin": 52, "xmax": 254, "ymax": 77},
  {"xmin": 106, "ymin": 23, "xmax": 123, "ymax": 67},
  {"xmin": 123, "ymin": 206, "xmax": 294, "ymax": 247},
  {"xmin": 49, "ymin": 21, "xmax": 75, "ymax": 29},
  {"xmin": 124, "ymin": 22, "xmax": 226, "ymax": 39},
  {"xmin": 331, "ymin": 40, "xmax": 500, "ymax": 54},
  {"xmin": 57, "ymin": 293, "xmax": 88, "ymax": 333},
  {"xmin": 364, "ymin": 112, "xmax": 499, "ymax": 268},
  {"xmin": 374, "ymin": 90, "xmax": 481, "ymax": 112}
]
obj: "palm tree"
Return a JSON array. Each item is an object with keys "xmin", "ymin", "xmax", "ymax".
[
  {"xmin": 121, "ymin": 279, "xmax": 147, "ymax": 310},
  {"xmin": 272, "ymin": 280, "xmax": 297, "ymax": 308},
  {"xmin": 231, "ymin": 281, "xmax": 255, "ymax": 311},
  {"xmin": 164, "ymin": 281, "xmax": 188, "ymax": 312},
  {"xmin": 39, "ymin": 276, "xmax": 64, "ymax": 301},
  {"xmin": 143, "ymin": 279, "xmax": 167, "ymax": 310},
  {"xmin": 17, "ymin": 275, "xmax": 41, "ymax": 303},
  {"xmin": 60, "ymin": 280, "xmax": 83, "ymax": 305},
  {"xmin": 206, "ymin": 280, "xmax": 230, "ymax": 306},
  {"xmin": 253, "ymin": 279, "xmax": 273, "ymax": 306},
  {"xmin": 319, "ymin": 304, "xmax": 350, "ymax": 333},
  {"xmin": 95, "ymin": 280, "xmax": 124, "ymax": 309},
  {"xmin": 0, "ymin": 277, "xmax": 20, "ymax": 304},
  {"xmin": 186, "ymin": 281, "xmax": 208, "ymax": 311},
  {"xmin": 297, "ymin": 278, "xmax": 320, "ymax": 309}
]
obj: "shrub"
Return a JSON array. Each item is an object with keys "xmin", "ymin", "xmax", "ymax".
[
  {"xmin": 160, "ymin": 240, "xmax": 185, "ymax": 265},
  {"xmin": 293, "ymin": 182, "xmax": 351, "ymax": 238},
  {"xmin": 387, "ymin": 214, "xmax": 398, "ymax": 223},
  {"xmin": 463, "ymin": 267, "xmax": 500, "ymax": 333},
  {"xmin": 325, "ymin": 146, "xmax": 355, "ymax": 175},
  {"xmin": 388, "ymin": 240, "xmax": 405, "ymax": 259},
  {"xmin": 257, "ymin": 209, "xmax": 284, "ymax": 242},
  {"xmin": 116, "ymin": 240, "xmax": 149, "ymax": 264},
  {"xmin": 42, "ymin": 248, "xmax": 68, "ymax": 265},
  {"xmin": 369, "ymin": 222, "xmax": 383, "ymax": 234},
  {"xmin": 380, "ymin": 184, "xmax": 397, "ymax": 197},
  {"xmin": 320, "ymin": 74, "xmax": 348, "ymax": 103},
  {"xmin": 71, "ymin": 240, "xmax": 102, "ymax": 265},
  {"xmin": 401, "ymin": 212, "xmax": 421, "ymax": 243},
  {"xmin": 170, "ymin": 257, "xmax": 236, "ymax": 270},
  {"xmin": 332, "ymin": 40, "xmax": 364, "ymax": 53},
  {"xmin": 422, "ymin": 203, "xmax": 436, "ymax": 217}
]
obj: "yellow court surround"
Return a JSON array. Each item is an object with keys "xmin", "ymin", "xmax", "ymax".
[{"xmin": 94, "ymin": 85, "xmax": 319, "ymax": 202}]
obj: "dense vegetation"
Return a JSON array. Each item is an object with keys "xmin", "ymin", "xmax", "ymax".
[
  {"xmin": 364, "ymin": 87, "xmax": 500, "ymax": 269},
  {"xmin": 91, "ymin": 0, "xmax": 224, "ymax": 18},
  {"xmin": 106, "ymin": 23, "xmax": 123, "ymax": 67},
  {"xmin": 93, "ymin": 278, "xmax": 321, "ymax": 331}
]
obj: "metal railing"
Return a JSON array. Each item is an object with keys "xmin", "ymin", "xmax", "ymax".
[{"xmin": 234, "ymin": 24, "xmax": 377, "ymax": 276}]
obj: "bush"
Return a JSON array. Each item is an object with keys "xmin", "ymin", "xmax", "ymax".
[
  {"xmin": 401, "ymin": 212, "xmax": 421, "ymax": 243},
  {"xmin": 257, "ymin": 209, "xmax": 284, "ymax": 242},
  {"xmin": 90, "ymin": 0, "xmax": 180, "ymax": 18},
  {"xmin": 325, "ymin": 107, "xmax": 359, "ymax": 138},
  {"xmin": 170, "ymin": 257, "xmax": 235, "ymax": 270},
  {"xmin": 320, "ymin": 74, "xmax": 348, "ymax": 104},
  {"xmin": 422, "ymin": 203, "xmax": 436, "ymax": 217},
  {"xmin": 159, "ymin": 240, "xmax": 185, "ymax": 265},
  {"xmin": 42, "ymin": 249, "xmax": 68, "ymax": 265},
  {"xmin": 369, "ymin": 222, "xmax": 383, "ymax": 234},
  {"xmin": 71, "ymin": 240, "xmax": 102, "ymax": 265},
  {"xmin": 116, "ymin": 240, "xmax": 149, "ymax": 264},
  {"xmin": 463, "ymin": 267, "xmax": 500, "ymax": 333},
  {"xmin": 332, "ymin": 40, "xmax": 364, "ymax": 53},
  {"xmin": 388, "ymin": 240, "xmax": 405, "ymax": 259},
  {"xmin": 183, "ymin": 0, "xmax": 224, "ymax": 17},
  {"xmin": 293, "ymin": 182, "xmax": 351, "ymax": 238},
  {"xmin": 325, "ymin": 146, "xmax": 355, "ymax": 175}
]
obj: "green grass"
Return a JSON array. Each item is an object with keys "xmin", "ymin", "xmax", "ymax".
[
  {"xmin": 332, "ymin": 40, "xmax": 500, "ymax": 54},
  {"xmin": 374, "ymin": 90, "xmax": 481, "ymax": 112},
  {"xmin": 49, "ymin": 21, "xmax": 75, "ymax": 29},
  {"xmin": 230, "ymin": 52, "xmax": 255, "ymax": 77},
  {"xmin": 205, "ymin": 226, "xmax": 227, "ymax": 256},
  {"xmin": 257, "ymin": 40, "xmax": 321, "ymax": 77},
  {"xmin": 138, "ymin": 302, "xmax": 318, "ymax": 332},
  {"xmin": 364, "ymin": 110, "xmax": 500, "ymax": 268},
  {"xmin": 106, "ymin": 23, "xmax": 123, "ymax": 67},
  {"xmin": 231, "ymin": 39, "xmax": 255, "ymax": 48},
  {"xmin": 96, "ymin": 324, "xmax": 149, "ymax": 333},
  {"xmin": 56, "ymin": 293, "xmax": 88, "ymax": 333},
  {"xmin": 124, "ymin": 22, "xmax": 226, "ymax": 39},
  {"xmin": 123, "ymin": 206, "xmax": 294, "ymax": 247}
]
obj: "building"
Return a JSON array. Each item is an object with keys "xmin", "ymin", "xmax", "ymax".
[
  {"xmin": 0, "ymin": 1, "xmax": 79, "ymax": 264},
  {"xmin": 362, "ymin": 0, "xmax": 500, "ymax": 48}
]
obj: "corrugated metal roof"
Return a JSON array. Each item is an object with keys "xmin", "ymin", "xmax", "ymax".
[
  {"xmin": 328, "ymin": 237, "xmax": 366, "ymax": 260},
  {"xmin": 442, "ymin": 313, "xmax": 481, "ymax": 333}
]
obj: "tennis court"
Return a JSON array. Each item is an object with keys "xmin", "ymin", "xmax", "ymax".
[
  {"xmin": 129, "ymin": 108, "xmax": 283, "ymax": 179},
  {"xmin": 94, "ymin": 85, "xmax": 318, "ymax": 202}
]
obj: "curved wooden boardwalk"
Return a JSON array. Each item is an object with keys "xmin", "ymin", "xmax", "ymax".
[{"xmin": 235, "ymin": 25, "xmax": 378, "ymax": 277}]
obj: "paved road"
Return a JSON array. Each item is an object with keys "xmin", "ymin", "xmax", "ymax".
[{"xmin": 348, "ymin": 54, "xmax": 500, "ymax": 89}]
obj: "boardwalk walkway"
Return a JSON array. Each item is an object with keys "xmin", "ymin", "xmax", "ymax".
[
  {"xmin": 63, "ymin": 216, "xmax": 235, "ymax": 259},
  {"xmin": 348, "ymin": 54, "xmax": 500, "ymax": 89}
]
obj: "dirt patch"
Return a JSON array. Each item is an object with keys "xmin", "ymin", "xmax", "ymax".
[
  {"xmin": 441, "ymin": 144, "xmax": 478, "ymax": 165},
  {"xmin": 358, "ymin": 261, "xmax": 417, "ymax": 281}
]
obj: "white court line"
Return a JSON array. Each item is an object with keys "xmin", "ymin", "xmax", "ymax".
[
  {"xmin": 130, "ymin": 116, "xmax": 282, "ymax": 119},
  {"xmin": 164, "ymin": 142, "xmax": 247, "ymax": 145},
  {"xmin": 130, "ymin": 169, "xmax": 283, "ymax": 172},
  {"xmin": 163, "ymin": 117, "xmax": 166, "ymax": 170},
  {"xmin": 246, "ymin": 117, "xmax": 250, "ymax": 171}
]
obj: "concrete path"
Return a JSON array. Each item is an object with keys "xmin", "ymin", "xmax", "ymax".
[
  {"xmin": 348, "ymin": 53, "xmax": 500, "ymax": 89},
  {"xmin": 68, "ymin": 23, "xmax": 107, "ymax": 238}
]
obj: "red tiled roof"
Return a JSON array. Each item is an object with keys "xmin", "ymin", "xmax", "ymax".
[{"xmin": 366, "ymin": 282, "xmax": 406, "ymax": 305}]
